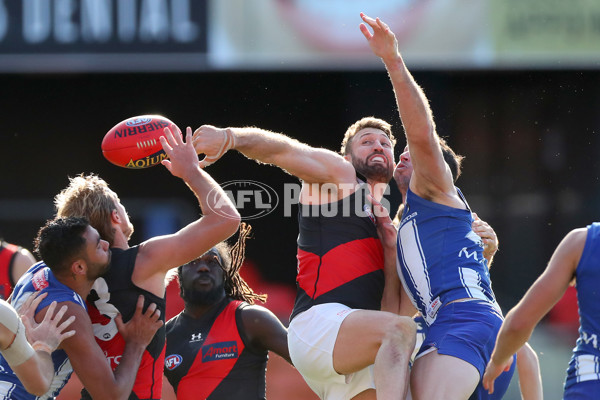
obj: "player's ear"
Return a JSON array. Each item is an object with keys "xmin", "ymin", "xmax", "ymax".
[
  {"xmin": 111, "ymin": 209, "xmax": 121, "ymax": 224},
  {"xmin": 70, "ymin": 259, "xmax": 86, "ymax": 276}
]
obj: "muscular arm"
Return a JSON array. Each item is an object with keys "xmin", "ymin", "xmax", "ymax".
[
  {"xmin": 360, "ymin": 14, "xmax": 458, "ymax": 206},
  {"xmin": 43, "ymin": 304, "xmax": 140, "ymax": 400},
  {"xmin": 132, "ymin": 127, "xmax": 241, "ymax": 295},
  {"xmin": 193, "ymin": 125, "xmax": 356, "ymax": 186},
  {"xmin": 240, "ymin": 305, "xmax": 291, "ymax": 364},
  {"xmin": 482, "ymin": 228, "xmax": 585, "ymax": 393},
  {"xmin": 42, "ymin": 296, "xmax": 160, "ymax": 400}
]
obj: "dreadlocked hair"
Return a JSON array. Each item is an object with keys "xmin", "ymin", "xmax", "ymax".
[{"xmin": 223, "ymin": 223, "xmax": 267, "ymax": 304}]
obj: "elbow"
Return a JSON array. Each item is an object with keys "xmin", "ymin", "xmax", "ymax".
[
  {"xmin": 225, "ymin": 210, "xmax": 241, "ymax": 233},
  {"xmin": 215, "ymin": 211, "xmax": 241, "ymax": 240}
]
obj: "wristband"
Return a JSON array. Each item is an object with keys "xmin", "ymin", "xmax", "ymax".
[
  {"xmin": 1, "ymin": 318, "xmax": 35, "ymax": 367},
  {"xmin": 202, "ymin": 129, "xmax": 236, "ymax": 167}
]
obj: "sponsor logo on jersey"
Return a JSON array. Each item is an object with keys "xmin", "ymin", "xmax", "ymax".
[
  {"xmin": 190, "ymin": 332, "xmax": 203, "ymax": 342},
  {"xmin": 32, "ymin": 269, "xmax": 49, "ymax": 290},
  {"xmin": 202, "ymin": 341, "xmax": 238, "ymax": 362},
  {"xmin": 165, "ymin": 354, "xmax": 183, "ymax": 370}
]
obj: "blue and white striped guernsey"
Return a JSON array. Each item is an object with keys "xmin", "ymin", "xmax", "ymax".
[
  {"xmin": 565, "ymin": 223, "xmax": 600, "ymax": 390},
  {"xmin": 396, "ymin": 187, "xmax": 497, "ymax": 326}
]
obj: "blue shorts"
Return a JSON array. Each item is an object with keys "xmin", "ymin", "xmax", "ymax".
[
  {"xmin": 417, "ymin": 300, "xmax": 514, "ymax": 398},
  {"xmin": 564, "ymin": 380, "xmax": 600, "ymax": 400}
]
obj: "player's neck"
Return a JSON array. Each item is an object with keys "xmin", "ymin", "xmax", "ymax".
[
  {"xmin": 111, "ymin": 231, "xmax": 130, "ymax": 249},
  {"xmin": 183, "ymin": 294, "xmax": 227, "ymax": 318},
  {"xmin": 55, "ymin": 274, "xmax": 95, "ymax": 299}
]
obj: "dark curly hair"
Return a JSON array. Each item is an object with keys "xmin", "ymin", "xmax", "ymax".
[
  {"xmin": 177, "ymin": 223, "xmax": 267, "ymax": 304},
  {"xmin": 34, "ymin": 217, "xmax": 89, "ymax": 276}
]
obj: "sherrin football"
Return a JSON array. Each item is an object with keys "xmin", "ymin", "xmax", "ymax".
[{"xmin": 101, "ymin": 115, "xmax": 178, "ymax": 169}]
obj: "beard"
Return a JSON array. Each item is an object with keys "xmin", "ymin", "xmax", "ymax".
[
  {"xmin": 86, "ymin": 252, "xmax": 111, "ymax": 281},
  {"xmin": 353, "ymin": 156, "xmax": 393, "ymax": 183},
  {"xmin": 182, "ymin": 281, "xmax": 226, "ymax": 306}
]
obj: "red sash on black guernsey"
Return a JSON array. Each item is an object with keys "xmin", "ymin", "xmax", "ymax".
[
  {"xmin": 0, "ymin": 241, "xmax": 19, "ymax": 300},
  {"xmin": 291, "ymin": 185, "xmax": 385, "ymax": 321},
  {"xmin": 165, "ymin": 298, "xmax": 268, "ymax": 400}
]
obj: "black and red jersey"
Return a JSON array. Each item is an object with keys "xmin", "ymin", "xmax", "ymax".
[
  {"xmin": 164, "ymin": 298, "xmax": 268, "ymax": 400},
  {"xmin": 82, "ymin": 246, "xmax": 166, "ymax": 400},
  {"xmin": 291, "ymin": 185, "xmax": 385, "ymax": 321},
  {"xmin": 0, "ymin": 241, "xmax": 20, "ymax": 300}
]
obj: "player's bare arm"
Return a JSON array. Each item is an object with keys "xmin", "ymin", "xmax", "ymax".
[
  {"xmin": 10, "ymin": 248, "xmax": 36, "ymax": 286},
  {"xmin": 46, "ymin": 296, "xmax": 161, "ymax": 400},
  {"xmin": 133, "ymin": 126, "xmax": 240, "ymax": 294},
  {"xmin": 360, "ymin": 13, "xmax": 458, "ymax": 206},
  {"xmin": 193, "ymin": 125, "xmax": 356, "ymax": 188},
  {"xmin": 241, "ymin": 306, "xmax": 291, "ymax": 364},
  {"xmin": 515, "ymin": 343, "xmax": 543, "ymax": 400},
  {"xmin": 482, "ymin": 228, "xmax": 585, "ymax": 393}
]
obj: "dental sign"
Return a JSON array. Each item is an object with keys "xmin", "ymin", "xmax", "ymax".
[{"xmin": 0, "ymin": 0, "xmax": 207, "ymax": 71}]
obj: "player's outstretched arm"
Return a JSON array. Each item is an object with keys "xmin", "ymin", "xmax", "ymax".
[
  {"xmin": 241, "ymin": 305, "xmax": 291, "ymax": 364},
  {"xmin": 360, "ymin": 13, "xmax": 453, "ymax": 198},
  {"xmin": 482, "ymin": 228, "xmax": 585, "ymax": 394},
  {"xmin": 60, "ymin": 296, "xmax": 162, "ymax": 400},
  {"xmin": 193, "ymin": 125, "xmax": 356, "ymax": 185},
  {"xmin": 134, "ymin": 126, "xmax": 240, "ymax": 286}
]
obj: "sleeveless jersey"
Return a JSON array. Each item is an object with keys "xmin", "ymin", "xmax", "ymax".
[
  {"xmin": 81, "ymin": 246, "xmax": 166, "ymax": 400},
  {"xmin": 0, "ymin": 262, "xmax": 86, "ymax": 400},
  {"xmin": 0, "ymin": 241, "xmax": 19, "ymax": 300},
  {"xmin": 396, "ymin": 188, "xmax": 496, "ymax": 326},
  {"xmin": 164, "ymin": 298, "xmax": 268, "ymax": 400},
  {"xmin": 291, "ymin": 184, "xmax": 385, "ymax": 321},
  {"xmin": 565, "ymin": 222, "xmax": 600, "ymax": 389}
]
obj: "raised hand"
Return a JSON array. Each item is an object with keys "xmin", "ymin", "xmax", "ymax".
[
  {"xmin": 115, "ymin": 295, "xmax": 163, "ymax": 348},
  {"xmin": 192, "ymin": 125, "xmax": 236, "ymax": 168},
  {"xmin": 359, "ymin": 13, "xmax": 399, "ymax": 61},
  {"xmin": 160, "ymin": 126, "xmax": 200, "ymax": 179},
  {"xmin": 20, "ymin": 292, "xmax": 76, "ymax": 353}
]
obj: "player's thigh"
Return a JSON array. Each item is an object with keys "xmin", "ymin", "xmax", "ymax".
[
  {"xmin": 333, "ymin": 309, "xmax": 414, "ymax": 375},
  {"xmin": 410, "ymin": 350, "xmax": 479, "ymax": 400}
]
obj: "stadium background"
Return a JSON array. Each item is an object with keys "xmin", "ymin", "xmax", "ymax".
[{"xmin": 2, "ymin": 1, "xmax": 599, "ymax": 398}]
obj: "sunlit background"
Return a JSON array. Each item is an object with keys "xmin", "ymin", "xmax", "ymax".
[{"xmin": 2, "ymin": 1, "xmax": 599, "ymax": 398}]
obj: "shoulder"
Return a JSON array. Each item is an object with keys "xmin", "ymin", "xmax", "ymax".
[
  {"xmin": 239, "ymin": 304, "xmax": 281, "ymax": 328},
  {"xmin": 563, "ymin": 227, "xmax": 588, "ymax": 254}
]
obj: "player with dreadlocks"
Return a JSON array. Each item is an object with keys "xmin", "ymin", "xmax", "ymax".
[{"xmin": 163, "ymin": 223, "xmax": 291, "ymax": 399}]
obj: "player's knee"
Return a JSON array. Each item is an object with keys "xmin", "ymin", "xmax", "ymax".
[{"xmin": 384, "ymin": 315, "xmax": 417, "ymax": 352}]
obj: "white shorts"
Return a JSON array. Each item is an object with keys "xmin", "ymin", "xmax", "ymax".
[{"xmin": 288, "ymin": 303, "xmax": 375, "ymax": 400}]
